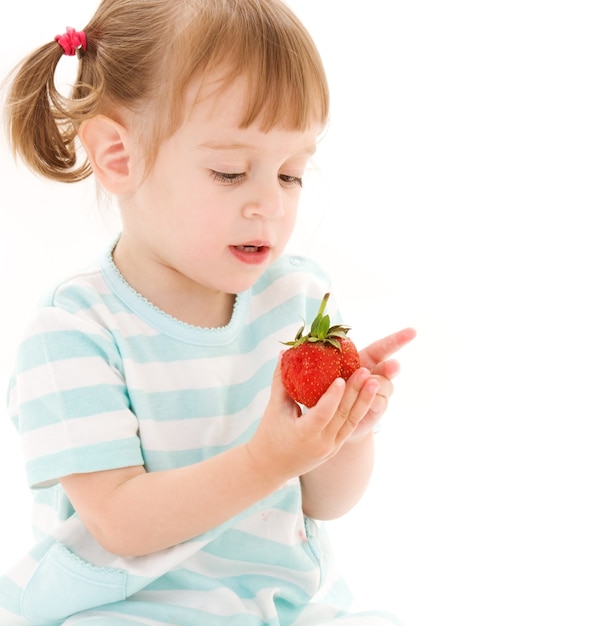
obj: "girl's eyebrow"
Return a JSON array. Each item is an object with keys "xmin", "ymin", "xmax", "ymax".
[
  {"xmin": 197, "ymin": 142, "xmax": 251, "ymax": 151},
  {"xmin": 196, "ymin": 141, "xmax": 317, "ymax": 156}
]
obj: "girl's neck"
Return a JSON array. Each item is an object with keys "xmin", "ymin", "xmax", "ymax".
[{"xmin": 111, "ymin": 239, "xmax": 235, "ymax": 329}]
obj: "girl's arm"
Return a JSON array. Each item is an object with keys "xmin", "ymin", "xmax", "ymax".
[
  {"xmin": 300, "ymin": 431, "xmax": 375, "ymax": 520},
  {"xmin": 60, "ymin": 444, "xmax": 286, "ymax": 558}
]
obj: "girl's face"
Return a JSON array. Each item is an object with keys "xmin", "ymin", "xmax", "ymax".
[{"xmin": 115, "ymin": 75, "xmax": 321, "ymax": 321}]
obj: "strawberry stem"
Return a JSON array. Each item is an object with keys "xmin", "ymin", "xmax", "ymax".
[
  {"xmin": 317, "ymin": 293, "xmax": 330, "ymax": 317},
  {"xmin": 282, "ymin": 292, "xmax": 351, "ymax": 349}
]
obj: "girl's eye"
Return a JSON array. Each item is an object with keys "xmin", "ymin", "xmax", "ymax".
[
  {"xmin": 211, "ymin": 171, "xmax": 302, "ymax": 188},
  {"xmin": 211, "ymin": 171, "xmax": 245, "ymax": 185},
  {"xmin": 279, "ymin": 174, "xmax": 303, "ymax": 188}
]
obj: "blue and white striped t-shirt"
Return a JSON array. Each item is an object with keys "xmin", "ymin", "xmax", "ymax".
[{"xmin": 0, "ymin": 248, "xmax": 400, "ymax": 625}]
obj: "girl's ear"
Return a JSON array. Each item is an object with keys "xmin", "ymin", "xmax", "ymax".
[{"xmin": 79, "ymin": 115, "xmax": 138, "ymax": 194}]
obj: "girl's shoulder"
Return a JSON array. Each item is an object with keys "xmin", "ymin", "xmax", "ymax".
[
  {"xmin": 255, "ymin": 254, "xmax": 331, "ymax": 295},
  {"xmin": 19, "ymin": 248, "xmax": 138, "ymax": 343},
  {"xmin": 249, "ymin": 255, "xmax": 339, "ymax": 327},
  {"xmin": 39, "ymin": 265, "xmax": 110, "ymax": 313}
]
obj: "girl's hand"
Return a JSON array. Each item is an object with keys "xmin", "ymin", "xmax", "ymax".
[
  {"xmin": 346, "ymin": 327, "xmax": 416, "ymax": 441},
  {"xmin": 246, "ymin": 358, "xmax": 381, "ymax": 483}
]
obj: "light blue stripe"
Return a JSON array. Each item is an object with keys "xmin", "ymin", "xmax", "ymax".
[
  {"xmin": 315, "ymin": 576, "xmax": 355, "ymax": 614},
  {"xmin": 248, "ymin": 295, "xmax": 317, "ymax": 343},
  {"xmin": 26, "ymin": 438, "xmax": 143, "ymax": 488},
  {"xmin": 18, "ymin": 384, "xmax": 130, "ymax": 432},
  {"xmin": 27, "ymin": 536, "xmax": 56, "ymax": 561},
  {"xmin": 113, "ymin": 310, "xmax": 287, "ymax": 360},
  {"xmin": 5, "ymin": 372, "xmax": 15, "ymax": 398},
  {"xmin": 99, "ymin": 600, "xmax": 271, "ymax": 626},
  {"xmin": 142, "ymin": 571, "xmax": 310, "ymax": 603},
  {"xmin": 0, "ymin": 575, "xmax": 27, "ymax": 617},
  {"xmin": 42, "ymin": 282, "xmax": 106, "ymax": 312},
  {"xmin": 30, "ymin": 484, "xmax": 76, "ymax": 537},
  {"xmin": 142, "ymin": 422, "xmax": 259, "ymax": 471},
  {"xmin": 16, "ymin": 329, "xmax": 122, "ymax": 373},
  {"xmin": 203, "ymin": 529, "xmax": 319, "ymax": 572},
  {"xmin": 252, "ymin": 254, "xmax": 331, "ymax": 296},
  {"xmin": 129, "ymin": 358, "xmax": 276, "ymax": 421}
]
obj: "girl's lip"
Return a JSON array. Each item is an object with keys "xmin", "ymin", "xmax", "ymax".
[{"xmin": 229, "ymin": 243, "xmax": 271, "ymax": 265}]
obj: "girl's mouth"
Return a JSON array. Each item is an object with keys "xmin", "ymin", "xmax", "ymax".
[
  {"xmin": 230, "ymin": 244, "xmax": 271, "ymax": 265},
  {"xmin": 235, "ymin": 245, "xmax": 264, "ymax": 253}
]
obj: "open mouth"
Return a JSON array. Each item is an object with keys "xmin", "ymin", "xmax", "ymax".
[
  {"xmin": 234, "ymin": 245, "xmax": 266, "ymax": 253},
  {"xmin": 230, "ymin": 243, "xmax": 271, "ymax": 265}
]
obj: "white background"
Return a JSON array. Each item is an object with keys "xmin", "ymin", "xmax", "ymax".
[{"xmin": 1, "ymin": 2, "xmax": 597, "ymax": 625}]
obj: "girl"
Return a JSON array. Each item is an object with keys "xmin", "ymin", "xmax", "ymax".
[{"xmin": 0, "ymin": 0, "xmax": 415, "ymax": 624}]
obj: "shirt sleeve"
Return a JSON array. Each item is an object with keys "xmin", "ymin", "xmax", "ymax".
[{"xmin": 7, "ymin": 305, "xmax": 143, "ymax": 488}]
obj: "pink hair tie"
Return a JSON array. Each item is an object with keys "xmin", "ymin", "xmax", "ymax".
[{"xmin": 55, "ymin": 27, "xmax": 87, "ymax": 56}]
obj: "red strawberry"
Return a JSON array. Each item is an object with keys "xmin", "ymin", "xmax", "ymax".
[
  {"xmin": 338, "ymin": 337, "xmax": 360, "ymax": 380},
  {"xmin": 280, "ymin": 293, "xmax": 361, "ymax": 408}
]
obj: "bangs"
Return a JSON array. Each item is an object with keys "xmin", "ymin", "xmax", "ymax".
[
  {"xmin": 167, "ymin": 0, "xmax": 329, "ymax": 132},
  {"xmin": 231, "ymin": 7, "xmax": 329, "ymax": 131},
  {"xmin": 134, "ymin": 0, "xmax": 329, "ymax": 173}
]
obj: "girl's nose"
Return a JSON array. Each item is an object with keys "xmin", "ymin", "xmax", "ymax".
[{"xmin": 242, "ymin": 180, "xmax": 285, "ymax": 219}]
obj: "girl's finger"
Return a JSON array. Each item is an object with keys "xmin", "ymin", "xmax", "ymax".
[{"xmin": 332, "ymin": 370, "xmax": 379, "ymax": 443}]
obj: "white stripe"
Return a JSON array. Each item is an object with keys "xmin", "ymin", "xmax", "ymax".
[
  {"xmin": 88, "ymin": 305, "xmax": 161, "ymax": 338},
  {"xmin": 22, "ymin": 410, "xmax": 137, "ymax": 459},
  {"xmin": 131, "ymin": 587, "xmax": 266, "ymax": 618},
  {"xmin": 6, "ymin": 385, "xmax": 16, "ymax": 416},
  {"xmin": 138, "ymin": 388, "xmax": 268, "ymax": 451},
  {"xmin": 23, "ymin": 306, "xmax": 106, "ymax": 336},
  {"xmin": 26, "ymin": 297, "xmax": 160, "ymax": 340},
  {"xmin": 54, "ymin": 516, "xmax": 212, "ymax": 578},
  {"xmin": 16, "ymin": 356, "xmax": 124, "ymax": 403},
  {"xmin": 245, "ymin": 267, "xmax": 333, "ymax": 324},
  {"xmin": 122, "ymin": 346, "xmax": 277, "ymax": 392},
  {"xmin": 64, "ymin": 610, "xmax": 169, "ymax": 626},
  {"xmin": 0, "ymin": 605, "xmax": 28, "ymax": 625},
  {"xmin": 181, "ymin": 550, "xmax": 320, "ymax": 593},
  {"xmin": 234, "ymin": 507, "xmax": 308, "ymax": 545},
  {"xmin": 292, "ymin": 602, "xmax": 339, "ymax": 626},
  {"xmin": 245, "ymin": 276, "xmax": 297, "ymax": 324},
  {"xmin": 31, "ymin": 501, "xmax": 61, "ymax": 537},
  {"xmin": 5, "ymin": 553, "xmax": 38, "ymax": 588},
  {"xmin": 130, "ymin": 587, "xmax": 310, "ymax": 622},
  {"xmin": 315, "ymin": 617, "xmax": 398, "ymax": 626}
]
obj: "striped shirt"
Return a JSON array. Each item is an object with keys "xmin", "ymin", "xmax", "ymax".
[{"xmin": 0, "ymin": 247, "xmax": 400, "ymax": 625}]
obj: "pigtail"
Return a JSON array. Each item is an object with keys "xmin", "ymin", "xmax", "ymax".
[{"xmin": 5, "ymin": 40, "xmax": 94, "ymax": 183}]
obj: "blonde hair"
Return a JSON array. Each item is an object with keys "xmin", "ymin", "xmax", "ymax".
[{"xmin": 4, "ymin": 0, "xmax": 329, "ymax": 183}]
